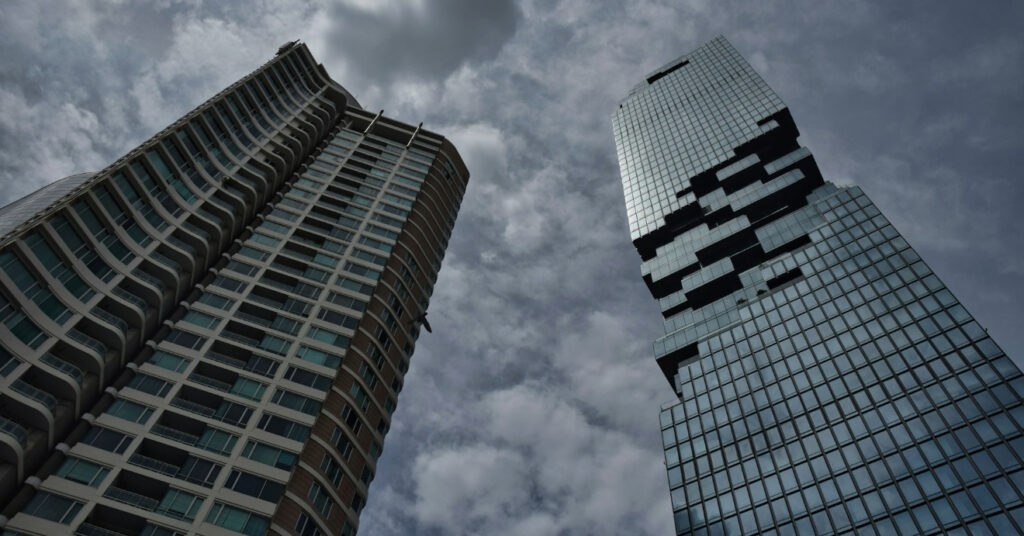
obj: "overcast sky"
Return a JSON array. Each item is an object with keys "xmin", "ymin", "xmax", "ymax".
[{"xmin": 1, "ymin": 1, "xmax": 1022, "ymax": 534}]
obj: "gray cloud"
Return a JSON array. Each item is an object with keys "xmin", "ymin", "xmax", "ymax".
[
  {"xmin": 326, "ymin": 0, "xmax": 522, "ymax": 84},
  {"xmin": 1, "ymin": 1, "xmax": 1023, "ymax": 535}
]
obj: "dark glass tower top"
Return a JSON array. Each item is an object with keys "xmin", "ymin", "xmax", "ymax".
[
  {"xmin": 614, "ymin": 36, "xmax": 824, "ymax": 386},
  {"xmin": 614, "ymin": 36, "xmax": 786, "ymax": 244}
]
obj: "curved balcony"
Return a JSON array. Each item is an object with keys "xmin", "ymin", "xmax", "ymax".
[{"xmin": 0, "ymin": 415, "xmax": 28, "ymax": 448}]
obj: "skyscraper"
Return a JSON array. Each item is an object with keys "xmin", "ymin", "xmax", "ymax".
[
  {"xmin": 0, "ymin": 41, "xmax": 468, "ymax": 536},
  {"xmin": 614, "ymin": 36, "xmax": 1024, "ymax": 535}
]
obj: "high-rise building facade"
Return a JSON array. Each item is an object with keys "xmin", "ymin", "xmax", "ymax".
[
  {"xmin": 0, "ymin": 41, "xmax": 468, "ymax": 536},
  {"xmin": 614, "ymin": 36, "xmax": 1024, "ymax": 535}
]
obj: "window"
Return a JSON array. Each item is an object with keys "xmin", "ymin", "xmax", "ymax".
[
  {"xmin": 140, "ymin": 523, "xmax": 186, "ymax": 536},
  {"xmin": 335, "ymin": 276, "xmax": 373, "ymax": 295},
  {"xmin": 296, "ymin": 513, "xmax": 325, "ymax": 536},
  {"xmin": 178, "ymin": 456, "xmax": 222, "ymax": 488},
  {"xmin": 381, "ymin": 193, "xmax": 412, "ymax": 207},
  {"xmin": 306, "ymin": 326, "xmax": 350, "ymax": 349},
  {"xmin": 224, "ymin": 470, "xmax": 285, "ymax": 502},
  {"xmin": 367, "ymin": 342, "xmax": 386, "ymax": 369},
  {"xmin": 375, "ymin": 326, "xmax": 392, "ymax": 351},
  {"xmin": 326, "ymin": 292, "xmax": 365, "ymax": 312},
  {"xmin": 81, "ymin": 426, "xmax": 132, "ymax": 454},
  {"xmin": 237, "ymin": 246, "xmax": 271, "ymax": 262},
  {"xmin": 341, "ymin": 404, "xmax": 362, "ymax": 435},
  {"xmin": 156, "ymin": 488, "xmax": 203, "ymax": 521},
  {"xmin": 183, "ymin": 311, "xmax": 221, "ymax": 330},
  {"xmin": 330, "ymin": 427, "xmax": 354, "ymax": 459},
  {"xmin": 230, "ymin": 377, "xmax": 267, "ymax": 401},
  {"xmin": 344, "ymin": 262, "xmax": 380, "ymax": 280},
  {"xmin": 127, "ymin": 373, "xmax": 172, "ymax": 397},
  {"xmin": 259, "ymin": 333, "xmax": 291, "ymax": 355},
  {"xmin": 249, "ymin": 233, "xmax": 279, "ymax": 247},
  {"xmin": 206, "ymin": 502, "xmax": 269, "ymax": 536},
  {"xmin": 242, "ymin": 440, "xmax": 297, "ymax": 470},
  {"xmin": 55, "ymin": 457, "xmax": 109, "ymax": 487},
  {"xmin": 0, "ymin": 251, "xmax": 71, "ymax": 325},
  {"xmin": 197, "ymin": 427, "xmax": 238, "ymax": 456},
  {"xmin": 379, "ymin": 204, "xmax": 408, "ymax": 218},
  {"xmin": 23, "ymin": 232, "xmax": 94, "ymax": 302},
  {"xmin": 149, "ymin": 350, "xmax": 191, "ymax": 373},
  {"xmin": 50, "ymin": 213, "xmax": 113, "ymax": 282},
  {"xmin": 308, "ymin": 481, "xmax": 333, "ymax": 518},
  {"xmin": 359, "ymin": 362, "xmax": 379, "ymax": 390},
  {"xmin": 320, "ymin": 453, "xmax": 343, "ymax": 487},
  {"xmin": 257, "ymin": 414, "xmax": 310, "ymax": 442},
  {"xmin": 272, "ymin": 389, "xmax": 322, "ymax": 415},
  {"xmin": 213, "ymin": 400, "xmax": 253, "ymax": 427},
  {"xmin": 211, "ymin": 275, "xmax": 247, "ymax": 294},
  {"xmin": 367, "ymin": 224, "xmax": 399, "ymax": 240},
  {"xmin": 23, "ymin": 491, "xmax": 82, "ymax": 524},
  {"xmin": 284, "ymin": 366, "xmax": 332, "ymax": 391},
  {"xmin": 296, "ymin": 345, "xmax": 342, "ymax": 369},
  {"xmin": 352, "ymin": 383, "xmax": 372, "ymax": 409},
  {"xmin": 0, "ymin": 291, "xmax": 46, "ymax": 349},
  {"xmin": 165, "ymin": 329, "xmax": 206, "ymax": 351},
  {"xmin": 357, "ymin": 236, "xmax": 391, "ymax": 254},
  {"xmin": 316, "ymin": 308, "xmax": 359, "ymax": 330},
  {"xmin": 107, "ymin": 399, "xmax": 154, "ymax": 424}
]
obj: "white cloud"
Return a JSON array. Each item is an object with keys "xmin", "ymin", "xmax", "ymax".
[{"xmin": 412, "ymin": 445, "xmax": 532, "ymax": 527}]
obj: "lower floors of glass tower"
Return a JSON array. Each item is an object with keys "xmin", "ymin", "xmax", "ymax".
[{"xmin": 659, "ymin": 185, "xmax": 1024, "ymax": 535}]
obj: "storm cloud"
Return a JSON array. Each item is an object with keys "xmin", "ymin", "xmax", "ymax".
[{"xmin": 1, "ymin": 1, "xmax": 1022, "ymax": 534}]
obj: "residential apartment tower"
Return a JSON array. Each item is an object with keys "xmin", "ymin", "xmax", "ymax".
[{"xmin": 0, "ymin": 41, "xmax": 468, "ymax": 536}]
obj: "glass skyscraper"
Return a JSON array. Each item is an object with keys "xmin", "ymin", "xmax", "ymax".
[
  {"xmin": 0, "ymin": 41, "xmax": 468, "ymax": 536},
  {"xmin": 613, "ymin": 36, "xmax": 1024, "ymax": 535}
]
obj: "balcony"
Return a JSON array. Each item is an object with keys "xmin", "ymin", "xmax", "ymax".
[
  {"xmin": 167, "ymin": 235, "xmax": 197, "ymax": 259},
  {"xmin": 247, "ymin": 291, "xmax": 312, "ymax": 317},
  {"xmin": 170, "ymin": 386, "xmax": 252, "ymax": 428},
  {"xmin": 219, "ymin": 328, "xmax": 260, "ymax": 348},
  {"xmin": 234, "ymin": 303, "xmax": 300, "ymax": 336},
  {"xmin": 91, "ymin": 308, "xmax": 128, "ymax": 336},
  {"xmin": 75, "ymin": 505, "xmax": 153, "ymax": 536},
  {"xmin": 204, "ymin": 349, "xmax": 248, "ymax": 370},
  {"xmin": 151, "ymin": 423, "xmax": 201, "ymax": 447},
  {"xmin": 132, "ymin": 267, "xmax": 168, "ymax": 293},
  {"xmin": 188, "ymin": 362, "xmax": 265, "ymax": 401},
  {"xmin": 170, "ymin": 397, "xmax": 216, "ymax": 419},
  {"xmin": 233, "ymin": 309, "xmax": 272, "ymax": 328},
  {"xmin": 151, "ymin": 411, "xmax": 236, "ymax": 457},
  {"xmin": 129, "ymin": 452, "xmax": 180, "ymax": 477},
  {"xmin": 206, "ymin": 342, "xmax": 280, "ymax": 379},
  {"xmin": 181, "ymin": 221, "xmax": 211, "ymax": 244},
  {"xmin": 104, "ymin": 485, "xmax": 159, "ymax": 511},
  {"xmin": 76, "ymin": 523, "xmax": 133, "ymax": 536},
  {"xmin": 221, "ymin": 321, "xmax": 290, "ymax": 356},
  {"xmin": 68, "ymin": 328, "xmax": 108, "ymax": 357},
  {"xmin": 101, "ymin": 470, "xmax": 202, "ymax": 522},
  {"xmin": 11, "ymin": 379, "xmax": 57, "ymax": 413},
  {"xmin": 129, "ymin": 438, "xmax": 223, "ymax": 487},
  {"xmin": 40, "ymin": 353, "xmax": 84, "ymax": 385},
  {"xmin": 0, "ymin": 415, "xmax": 28, "ymax": 447},
  {"xmin": 188, "ymin": 372, "xmax": 233, "ymax": 393},
  {"xmin": 111, "ymin": 286, "xmax": 147, "ymax": 313}
]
